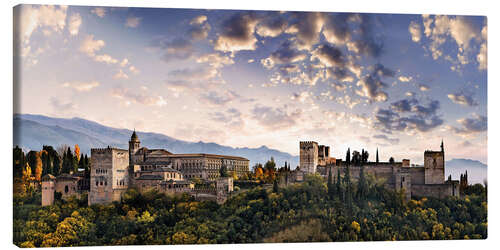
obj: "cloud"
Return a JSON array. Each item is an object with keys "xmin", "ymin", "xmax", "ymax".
[
  {"xmin": 15, "ymin": 5, "xmax": 68, "ymax": 45},
  {"xmin": 120, "ymin": 58, "xmax": 129, "ymax": 67},
  {"xmin": 398, "ymin": 76, "xmax": 412, "ymax": 82},
  {"xmin": 477, "ymin": 25, "xmax": 487, "ymax": 71},
  {"xmin": 374, "ymin": 97, "xmax": 443, "ymax": 133},
  {"xmin": 129, "ymin": 65, "xmax": 140, "ymax": 74},
  {"xmin": 168, "ymin": 66, "xmax": 218, "ymax": 81},
  {"xmin": 93, "ymin": 54, "xmax": 119, "ymax": 64},
  {"xmin": 311, "ymin": 44, "xmax": 346, "ymax": 68},
  {"xmin": 61, "ymin": 81, "xmax": 100, "ymax": 92},
  {"xmin": 477, "ymin": 42, "xmax": 487, "ymax": 71},
  {"xmin": 79, "ymin": 34, "xmax": 105, "ymax": 56},
  {"xmin": 214, "ymin": 12, "xmax": 259, "ymax": 53},
  {"xmin": 447, "ymin": 91, "xmax": 478, "ymax": 107},
  {"xmin": 251, "ymin": 105, "xmax": 302, "ymax": 130},
  {"xmin": 111, "ymin": 87, "xmax": 167, "ymax": 107},
  {"xmin": 261, "ymin": 41, "xmax": 307, "ymax": 69},
  {"xmin": 355, "ymin": 63, "xmax": 394, "ymax": 102},
  {"xmin": 373, "ymin": 134, "xmax": 400, "ymax": 144},
  {"xmin": 256, "ymin": 15, "xmax": 288, "ymax": 37},
  {"xmin": 189, "ymin": 15, "xmax": 211, "ymax": 40},
  {"xmin": 408, "ymin": 21, "xmax": 422, "ymax": 42},
  {"xmin": 68, "ymin": 13, "xmax": 82, "ymax": 36},
  {"xmin": 419, "ymin": 84, "xmax": 430, "ymax": 91},
  {"xmin": 113, "ymin": 69, "xmax": 129, "ymax": 79},
  {"xmin": 421, "ymin": 15, "xmax": 482, "ymax": 64},
  {"xmin": 196, "ymin": 53, "xmax": 234, "ymax": 68},
  {"xmin": 91, "ymin": 7, "xmax": 106, "ymax": 18},
  {"xmin": 449, "ymin": 114, "xmax": 487, "ymax": 136},
  {"xmin": 151, "ymin": 37, "xmax": 194, "ymax": 62},
  {"xmin": 50, "ymin": 96, "xmax": 76, "ymax": 112},
  {"xmin": 125, "ymin": 16, "xmax": 141, "ymax": 28},
  {"xmin": 291, "ymin": 91, "xmax": 313, "ymax": 103},
  {"xmin": 286, "ymin": 12, "xmax": 324, "ymax": 50},
  {"xmin": 322, "ymin": 13, "xmax": 353, "ymax": 45},
  {"xmin": 208, "ymin": 108, "xmax": 244, "ymax": 129},
  {"xmin": 200, "ymin": 90, "xmax": 240, "ymax": 106},
  {"xmin": 346, "ymin": 14, "xmax": 384, "ymax": 58}
]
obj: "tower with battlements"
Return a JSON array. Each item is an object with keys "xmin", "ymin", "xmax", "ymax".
[
  {"xmin": 424, "ymin": 141, "xmax": 445, "ymax": 184},
  {"xmin": 89, "ymin": 147, "xmax": 130, "ymax": 205},
  {"xmin": 300, "ymin": 141, "xmax": 319, "ymax": 174}
]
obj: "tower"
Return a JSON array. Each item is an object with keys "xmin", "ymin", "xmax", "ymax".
[
  {"xmin": 299, "ymin": 141, "xmax": 319, "ymax": 174},
  {"xmin": 424, "ymin": 141, "xmax": 445, "ymax": 184},
  {"xmin": 129, "ymin": 129, "xmax": 140, "ymax": 165},
  {"xmin": 41, "ymin": 174, "xmax": 56, "ymax": 206}
]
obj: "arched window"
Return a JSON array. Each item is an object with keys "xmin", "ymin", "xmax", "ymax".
[{"xmin": 65, "ymin": 185, "xmax": 69, "ymax": 193}]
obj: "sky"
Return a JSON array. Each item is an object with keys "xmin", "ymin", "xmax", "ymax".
[{"xmin": 13, "ymin": 5, "xmax": 487, "ymax": 164}]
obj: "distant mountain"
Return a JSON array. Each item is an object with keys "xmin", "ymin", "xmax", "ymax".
[
  {"xmin": 13, "ymin": 114, "xmax": 299, "ymax": 168},
  {"xmin": 445, "ymin": 158, "xmax": 487, "ymax": 184}
]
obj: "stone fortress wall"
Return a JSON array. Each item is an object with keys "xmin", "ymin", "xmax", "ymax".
[{"xmin": 300, "ymin": 140, "xmax": 459, "ymax": 200}]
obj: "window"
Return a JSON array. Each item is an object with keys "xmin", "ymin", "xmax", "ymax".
[
  {"xmin": 96, "ymin": 181, "xmax": 98, "ymax": 186},
  {"xmin": 65, "ymin": 185, "xmax": 69, "ymax": 193}
]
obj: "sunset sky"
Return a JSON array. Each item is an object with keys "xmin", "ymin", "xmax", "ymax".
[{"xmin": 14, "ymin": 5, "xmax": 487, "ymax": 164}]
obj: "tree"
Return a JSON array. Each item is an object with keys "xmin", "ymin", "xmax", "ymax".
[
  {"xmin": 327, "ymin": 167, "xmax": 335, "ymax": 199},
  {"xmin": 13, "ymin": 146, "xmax": 26, "ymax": 178},
  {"xmin": 272, "ymin": 179, "xmax": 279, "ymax": 193},
  {"xmin": 264, "ymin": 157, "xmax": 277, "ymax": 182},
  {"xmin": 357, "ymin": 165, "xmax": 367, "ymax": 201},
  {"xmin": 34, "ymin": 152, "xmax": 43, "ymax": 182},
  {"xmin": 352, "ymin": 150, "xmax": 361, "ymax": 166},
  {"xmin": 376, "ymin": 148, "xmax": 379, "ymax": 163},
  {"xmin": 62, "ymin": 148, "xmax": 76, "ymax": 174},
  {"xmin": 219, "ymin": 163, "xmax": 229, "ymax": 178},
  {"xmin": 346, "ymin": 148, "xmax": 351, "ymax": 166},
  {"xmin": 74, "ymin": 144, "xmax": 81, "ymax": 162},
  {"xmin": 362, "ymin": 149, "xmax": 369, "ymax": 164},
  {"xmin": 336, "ymin": 167, "xmax": 342, "ymax": 199},
  {"xmin": 56, "ymin": 145, "xmax": 69, "ymax": 159}
]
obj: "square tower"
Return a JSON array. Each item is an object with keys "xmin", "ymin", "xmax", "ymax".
[
  {"xmin": 424, "ymin": 150, "xmax": 444, "ymax": 184},
  {"xmin": 300, "ymin": 141, "xmax": 319, "ymax": 174},
  {"xmin": 89, "ymin": 147, "xmax": 129, "ymax": 205},
  {"xmin": 41, "ymin": 174, "xmax": 56, "ymax": 206}
]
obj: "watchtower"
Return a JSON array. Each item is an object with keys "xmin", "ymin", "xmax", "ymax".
[
  {"xmin": 424, "ymin": 141, "xmax": 445, "ymax": 184},
  {"xmin": 299, "ymin": 141, "xmax": 319, "ymax": 174}
]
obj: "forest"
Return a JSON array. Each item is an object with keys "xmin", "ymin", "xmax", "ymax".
[{"xmin": 13, "ymin": 161, "xmax": 487, "ymax": 247}]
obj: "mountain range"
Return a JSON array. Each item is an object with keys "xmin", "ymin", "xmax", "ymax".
[
  {"xmin": 13, "ymin": 114, "xmax": 300, "ymax": 168},
  {"xmin": 13, "ymin": 114, "xmax": 487, "ymax": 183}
]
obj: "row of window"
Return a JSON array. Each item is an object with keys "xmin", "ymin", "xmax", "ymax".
[
  {"xmin": 96, "ymin": 169, "xmax": 108, "ymax": 174},
  {"xmin": 96, "ymin": 180, "xmax": 107, "ymax": 186}
]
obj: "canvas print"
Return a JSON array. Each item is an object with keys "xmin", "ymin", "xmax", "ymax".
[{"xmin": 13, "ymin": 4, "xmax": 487, "ymax": 247}]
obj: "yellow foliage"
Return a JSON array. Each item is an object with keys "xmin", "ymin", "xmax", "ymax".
[
  {"xmin": 351, "ymin": 221, "xmax": 361, "ymax": 233},
  {"xmin": 74, "ymin": 144, "xmax": 81, "ymax": 161}
]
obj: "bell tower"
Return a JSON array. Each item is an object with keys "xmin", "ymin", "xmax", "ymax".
[{"xmin": 129, "ymin": 129, "xmax": 140, "ymax": 165}]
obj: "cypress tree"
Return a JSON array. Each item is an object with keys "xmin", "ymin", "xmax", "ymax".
[
  {"xmin": 327, "ymin": 167, "xmax": 334, "ymax": 199},
  {"xmin": 376, "ymin": 148, "xmax": 379, "ymax": 163},
  {"xmin": 273, "ymin": 178, "xmax": 279, "ymax": 193},
  {"xmin": 336, "ymin": 167, "xmax": 342, "ymax": 201},
  {"xmin": 346, "ymin": 148, "xmax": 351, "ymax": 166}
]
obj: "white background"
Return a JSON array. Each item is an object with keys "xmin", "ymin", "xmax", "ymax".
[{"xmin": 0, "ymin": 0, "xmax": 497, "ymax": 249}]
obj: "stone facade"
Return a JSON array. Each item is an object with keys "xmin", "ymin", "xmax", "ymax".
[
  {"xmin": 304, "ymin": 140, "xmax": 459, "ymax": 200},
  {"xmin": 216, "ymin": 177, "xmax": 234, "ymax": 204},
  {"xmin": 41, "ymin": 174, "xmax": 56, "ymax": 206},
  {"xmin": 300, "ymin": 141, "xmax": 319, "ymax": 174},
  {"xmin": 89, "ymin": 147, "xmax": 129, "ymax": 205},
  {"xmin": 128, "ymin": 131, "xmax": 249, "ymax": 181}
]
